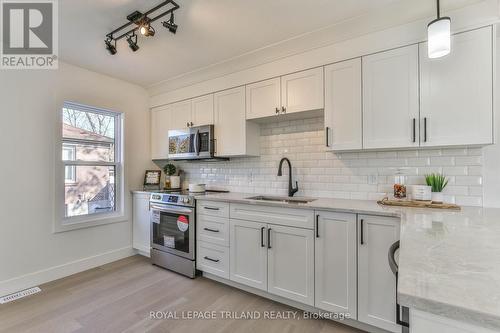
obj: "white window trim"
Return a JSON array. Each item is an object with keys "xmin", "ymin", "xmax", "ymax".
[
  {"xmin": 63, "ymin": 144, "xmax": 76, "ymax": 183},
  {"xmin": 54, "ymin": 102, "xmax": 126, "ymax": 233}
]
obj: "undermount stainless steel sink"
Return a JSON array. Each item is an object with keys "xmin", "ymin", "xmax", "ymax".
[{"xmin": 246, "ymin": 195, "xmax": 316, "ymax": 204}]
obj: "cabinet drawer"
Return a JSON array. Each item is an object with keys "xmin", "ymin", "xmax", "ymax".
[
  {"xmin": 230, "ymin": 204, "xmax": 314, "ymax": 229},
  {"xmin": 197, "ymin": 200, "xmax": 229, "ymax": 218},
  {"xmin": 197, "ymin": 215, "xmax": 229, "ymax": 247},
  {"xmin": 196, "ymin": 241, "xmax": 229, "ymax": 279}
]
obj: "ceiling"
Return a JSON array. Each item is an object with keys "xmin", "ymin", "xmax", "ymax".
[{"xmin": 59, "ymin": 0, "xmax": 484, "ymax": 88}]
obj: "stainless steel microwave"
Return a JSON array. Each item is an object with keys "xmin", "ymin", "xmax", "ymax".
[{"xmin": 168, "ymin": 125, "xmax": 215, "ymax": 160}]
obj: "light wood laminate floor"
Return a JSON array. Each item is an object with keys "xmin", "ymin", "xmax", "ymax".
[{"xmin": 0, "ymin": 255, "xmax": 365, "ymax": 333}]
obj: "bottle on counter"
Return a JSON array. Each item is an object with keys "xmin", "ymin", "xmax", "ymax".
[{"xmin": 393, "ymin": 169, "xmax": 407, "ymax": 199}]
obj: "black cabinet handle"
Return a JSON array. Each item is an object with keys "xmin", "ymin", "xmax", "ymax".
[
  {"xmin": 204, "ymin": 256, "xmax": 219, "ymax": 263},
  {"xmin": 360, "ymin": 219, "xmax": 364, "ymax": 245},
  {"xmin": 261, "ymin": 227, "xmax": 265, "ymax": 247},
  {"xmin": 424, "ymin": 117, "xmax": 427, "ymax": 142},
  {"xmin": 412, "ymin": 118, "xmax": 416, "ymax": 143},
  {"xmin": 325, "ymin": 127, "xmax": 330, "ymax": 147},
  {"xmin": 275, "ymin": 107, "xmax": 280, "ymax": 115},
  {"xmin": 203, "ymin": 227, "xmax": 219, "ymax": 233},
  {"xmin": 281, "ymin": 106, "xmax": 286, "ymax": 114},
  {"xmin": 316, "ymin": 215, "xmax": 320, "ymax": 238},
  {"xmin": 267, "ymin": 228, "xmax": 272, "ymax": 249},
  {"xmin": 204, "ymin": 206, "xmax": 220, "ymax": 211}
]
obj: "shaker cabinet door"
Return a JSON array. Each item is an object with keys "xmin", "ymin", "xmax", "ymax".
[
  {"xmin": 362, "ymin": 45, "xmax": 420, "ymax": 149},
  {"xmin": 419, "ymin": 26, "xmax": 493, "ymax": 147}
]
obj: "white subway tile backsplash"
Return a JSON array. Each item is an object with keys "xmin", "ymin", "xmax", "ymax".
[
  {"xmin": 430, "ymin": 157, "xmax": 455, "ymax": 166},
  {"xmin": 455, "ymin": 156, "xmax": 483, "ymax": 166},
  {"xmin": 169, "ymin": 117, "xmax": 484, "ymax": 207}
]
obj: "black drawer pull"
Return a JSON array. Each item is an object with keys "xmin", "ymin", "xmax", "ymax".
[
  {"xmin": 267, "ymin": 228, "xmax": 272, "ymax": 249},
  {"xmin": 316, "ymin": 215, "xmax": 320, "ymax": 238},
  {"xmin": 203, "ymin": 227, "xmax": 220, "ymax": 233},
  {"xmin": 261, "ymin": 227, "xmax": 265, "ymax": 247},
  {"xmin": 360, "ymin": 219, "xmax": 365, "ymax": 245},
  {"xmin": 204, "ymin": 206, "xmax": 220, "ymax": 211},
  {"xmin": 204, "ymin": 256, "xmax": 219, "ymax": 263}
]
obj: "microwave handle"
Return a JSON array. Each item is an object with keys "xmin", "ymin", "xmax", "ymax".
[{"xmin": 194, "ymin": 129, "xmax": 200, "ymax": 156}]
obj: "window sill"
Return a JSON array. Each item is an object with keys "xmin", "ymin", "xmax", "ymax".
[{"xmin": 54, "ymin": 212, "xmax": 127, "ymax": 233}]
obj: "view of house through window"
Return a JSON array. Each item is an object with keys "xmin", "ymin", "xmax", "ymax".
[{"xmin": 62, "ymin": 103, "xmax": 121, "ymax": 218}]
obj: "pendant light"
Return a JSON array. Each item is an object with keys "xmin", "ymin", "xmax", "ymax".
[{"xmin": 427, "ymin": 0, "xmax": 451, "ymax": 58}]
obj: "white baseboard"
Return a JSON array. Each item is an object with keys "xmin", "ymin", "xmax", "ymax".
[
  {"xmin": 0, "ymin": 246, "xmax": 135, "ymax": 297},
  {"xmin": 133, "ymin": 245, "xmax": 151, "ymax": 258}
]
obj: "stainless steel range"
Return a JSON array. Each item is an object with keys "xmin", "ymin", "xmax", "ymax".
[{"xmin": 149, "ymin": 191, "xmax": 196, "ymax": 278}]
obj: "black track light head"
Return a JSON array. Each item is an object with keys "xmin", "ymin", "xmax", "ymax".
[
  {"xmin": 105, "ymin": 38, "xmax": 117, "ymax": 55},
  {"xmin": 126, "ymin": 33, "xmax": 139, "ymax": 52},
  {"xmin": 140, "ymin": 22, "xmax": 155, "ymax": 37},
  {"xmin": 162, "ymin": 13, "xmax": 177, "ymax": 34}
]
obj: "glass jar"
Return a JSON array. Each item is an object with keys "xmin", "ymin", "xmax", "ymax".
[{"xmin": 393, "ymin": 170, "xmax": 407, "ymax": 199}]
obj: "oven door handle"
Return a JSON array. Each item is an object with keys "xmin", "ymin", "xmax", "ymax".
[
  {"xmin": 388, "ymin": 240, "xmax": 410, "ymax": 329},
  {"xmin": 150, "ymin": 204, "xmax": 193, "ymax": 214}
]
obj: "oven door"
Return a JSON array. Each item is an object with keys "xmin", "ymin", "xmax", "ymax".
[
  {"xmin": 150, "ymin": 204, "xmax": 195, "ymax": 260},
  {"xmin": 168, "ymin": 125, "xmax": 213, "ymax": 160}
]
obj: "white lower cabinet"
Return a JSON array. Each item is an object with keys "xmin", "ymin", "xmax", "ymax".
[
  {"xmin": 197, "ymin": 241, "xmax": 229, "ymax": 279},
  {"xmin": 196, "ymin": 201, "xmax": 403, "ymax": 332},
  {"xmin": 315, "ymin": 211, "xmax": 357, "ymax": 317},
  {"xmin": 267, "ymin": 224, "xmax": 315, "ymax": 306},
  {"xmin": 229, "ymin": 219, "xmax": 267, "ymax": 291},
  {"xmin": 358, "ymin": 214, "xmax": 401, "ymax": 333},
  {"xmin": 228, "ymin": 217, "xmax": 314, "ymax": 306},
  {"xmin": 132, "ymin": 192, "xmax": 151, "ymax": 256}
]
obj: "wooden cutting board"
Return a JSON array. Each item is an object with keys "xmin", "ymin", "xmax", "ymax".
[{"xmin": 377, "ymin": 197, "xmax": 461, "ymax": 210}]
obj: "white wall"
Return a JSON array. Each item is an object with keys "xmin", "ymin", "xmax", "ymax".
[{"xmin": 0, "ymin": 62, "xmax": 152, "ymax": 296}]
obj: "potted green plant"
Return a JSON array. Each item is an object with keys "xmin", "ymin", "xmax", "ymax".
[
  {"xmin": 425, "ymin": 173, "xmax": 449, "ymax": 203},
  {"xmin": 163, "ymin": 164, "xmax": 180, "ymax": 189}
]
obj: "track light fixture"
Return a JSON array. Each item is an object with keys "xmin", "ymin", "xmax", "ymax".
[
  {"xmin": 162, "ymin": 12, "xmax": 177, "ymax": 34},
  {"xmin": 126, "ymin": 33, "xmax": 139, "ymax": 52},
  {"xmin": 105, "ymin": 38, "xmax": 117, "ymax": 55},
  {"xmin": 104, "ymin": 0, "xmax": 179, "ymax": 55}
]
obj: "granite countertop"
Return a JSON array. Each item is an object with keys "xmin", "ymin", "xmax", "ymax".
[{"xmin": 195, "ymin": 192, "xmax": 500, "ymax": 331}]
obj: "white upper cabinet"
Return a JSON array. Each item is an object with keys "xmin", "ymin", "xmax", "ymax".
[
  {"xmin": 214, "ymin": 86, "xmax": 260, "ymax": 157},
  {"xmin": 169, "ymin": 99, "xmax": 192, "ymax": 130},
  {"xmin": 362, "ymin": 45, "xmax": 420, "ymax": 149},
  {"xmin": 151, "ymin": 105, "xmax": 171, "ymax": 160},
  {"xmin": 324, "ymin": 58, "xmax": 362, "ymax": 151},
  {"xmin": 419, "ymin": 26, "xmax": 493, "ymax": 147},
  {"xmin": 281, "ymin": 67, "xmax": 324, "ymax": 115},
  {"xmin": 191, "ymin": 94, "xmax": 214, "ymax": 127},
  {"xmin": 246, "ymin": 78, "xmax": 281, "ymax": 119},
  {"xmin": 315, "ymin": 211, "xmax": 357, "ymax": 317}
]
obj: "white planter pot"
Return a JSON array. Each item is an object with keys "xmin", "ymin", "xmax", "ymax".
[
  {"xmin": 431, "ymin": 192, "xmax": 444, "ymax": 203},
  {"xmin": 170, "ymin": 176, "xmax": 181, "ymax": 189}
]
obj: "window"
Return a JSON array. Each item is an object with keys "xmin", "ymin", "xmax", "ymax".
[
  {"xmin": 60, "ymin": 102, "xmax": 122, "ymax": 225},
  {"xmin": 63, "ymin": 144, "xmax": 76, "ymax": 182}
]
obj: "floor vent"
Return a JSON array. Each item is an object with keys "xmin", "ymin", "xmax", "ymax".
[{"xmin": 0, "ymin": 287, "xmax": 41, "ymax": 304}]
